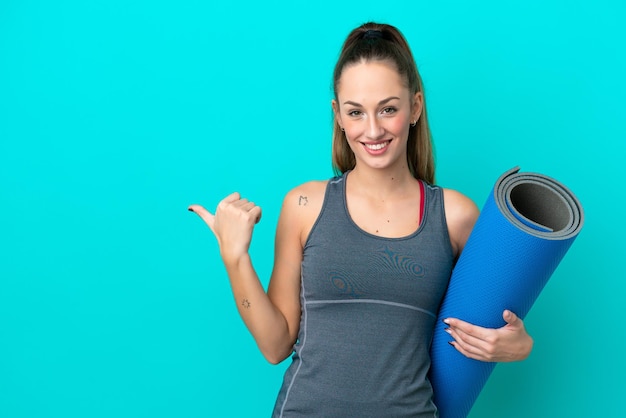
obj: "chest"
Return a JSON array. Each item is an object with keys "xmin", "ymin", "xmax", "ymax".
[
  {"xmin": 302, "ymin": 231, "xmax": 452, "ymax": 315},
  {"xmin": 346, "ymin": 194, "xmax": 422, "ymax": 238}
]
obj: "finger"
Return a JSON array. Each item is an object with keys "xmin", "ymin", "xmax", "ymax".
[
  {"xmin": 215, "ymin": 193, "xmax": 241, "ymax": 213},
  {"xmin": 237, "ymin": 200, "xmax": 256, "ymax": 212},
  {"xmin": 444, "ymin": 318, "xmax": 491, "ymax": 342},
  {"xmin": 503, "ymin": 310, "xmax": 521, "ymax": 327},
  {"xmin": 236, "ymin": 201, "xmax": 262, "ymax": 223},
  {"xmin": 250, "ymin": 205, "xmax": 262, "ymax": 224},
  {"xmin": 187, "ymin": 204, "xmax": 216, "ymax": 232},
  {"xmin": 449, "ymin": 339, "xmax": 494, "ymax": 362},
  {"xmin": 447, "ymin": 324, "xmax": 499, "ymax": 362},
  {"xmin": 222, "ymin": 192, "xmax": 242, "ymax": 204},
  {"xmin": 446, "ymin": 326, "xmax": 493, "ymax": 358},
  {"xmin": 447, "ymin": 339, "xmax": 482, "ymax": 361},
  {"xmin": 445, "ymin": 322, "xmax": 487, "ymax": 360},
  {"xmin": 231, "ymin": 198, "xmax": 250, "ymax": 208}
]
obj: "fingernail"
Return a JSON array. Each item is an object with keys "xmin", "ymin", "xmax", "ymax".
[
  {"xmin": 188, "ymin": 208, "xmax": 194, "ymax": 212},
  {"xmin": 442, "ymin": 318, "xmax": 450, "ymax": 325},
  {"xmin": 444, "ymin": 328, "xmax": 452, "ymax": 334},
  {"xmin": 448, "ymin": 341, "xmax": 455, "ymax": 347}
]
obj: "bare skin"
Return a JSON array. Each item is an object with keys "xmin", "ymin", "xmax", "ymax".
[{"xmin": 189, "ymin": 60, "xmax": 532, "ymax": 364}]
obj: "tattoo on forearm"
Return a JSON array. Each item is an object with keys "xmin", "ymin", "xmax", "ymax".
[
  {"xmin": 241, "ymin": 299, "xmax": 251, "ymax": 309},
  {"xmin": 299, "ymin": 195, "xmax": 308, "ymax": 206}
]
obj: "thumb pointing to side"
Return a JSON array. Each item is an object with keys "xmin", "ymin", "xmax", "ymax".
[
  {"xmin": 188, "ymin": 204, "xmax": 216, "ymax": 234},
  {"xmin": 189, "ymin": 192, "xmax": 261, "ymax": 262}
]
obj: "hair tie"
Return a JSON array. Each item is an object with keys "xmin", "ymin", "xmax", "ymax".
[{"xmin": 362, "ymin": 29, "xmax": 384, "ymax": 40}]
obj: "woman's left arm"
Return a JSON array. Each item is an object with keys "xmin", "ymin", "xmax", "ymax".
[{"xmin": 443, "ymin": 189, "xmax": 534, "ymax": 362}]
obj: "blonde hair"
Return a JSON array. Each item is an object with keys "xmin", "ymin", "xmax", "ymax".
[{"xmin": 332, "ymin": 22, "xmax": 435, "ymax": 184}]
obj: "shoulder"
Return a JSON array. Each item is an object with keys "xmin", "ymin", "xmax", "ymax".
[
  {"xmin": 280, "ymin": 180, "xmax": 329, "ymax": 246},
  {"xmin": 442, "ymin": 188, "xmax": 479, "ymax": 257},
  {"xmin": 442, "ymin": 188, "xmax": 478, "ymax": 215},
  {"xmin": 282, "ymin": 180, "xmax": 328, "ymax": 210}
]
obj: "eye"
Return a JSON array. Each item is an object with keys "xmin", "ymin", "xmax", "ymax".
[
  {"xmin": 347, "ymin": 110, "xmax": 363, "ymax": 117},
  {"xmin": 381, "ymin": 107, "xmax": 397, "ymax": 115}
]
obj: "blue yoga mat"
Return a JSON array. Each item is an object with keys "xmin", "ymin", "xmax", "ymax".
[{"xmin": 429, "ymin": 167, "xmax": 584, "ymax": 418}]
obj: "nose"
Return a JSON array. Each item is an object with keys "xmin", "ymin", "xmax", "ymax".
[{"xmin": 366, "ymin": 116, "xmax": 385, "ymax": 140}]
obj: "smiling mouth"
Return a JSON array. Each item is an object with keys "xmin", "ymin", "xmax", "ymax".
[{"xmin": 364, "ymin": 140, "xmax": 391, "ymax": 151}]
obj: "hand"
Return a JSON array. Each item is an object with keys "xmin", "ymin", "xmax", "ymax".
[
  {"xmin": 443, "ymin": 310, "xmax": 533, "ymax": 362},
  {"xmin": 188, "ymin": 192, "xmax": 262, "ymax": 263}
]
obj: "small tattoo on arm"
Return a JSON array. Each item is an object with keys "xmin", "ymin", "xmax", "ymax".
[
  {"xmin": 298, "ymin": 195, "xmax": 308, "ymax": 206},
  {"xmin": 241, "ymin": 299, "xmax": 251, "ymax": 309}
]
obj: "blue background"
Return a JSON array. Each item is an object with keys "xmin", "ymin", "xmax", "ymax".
[{"xmin": 1, "ymin": 0, "xmax": 624, "ymax": 417}]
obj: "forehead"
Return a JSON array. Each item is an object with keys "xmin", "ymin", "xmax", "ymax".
[{"xmin": 337, "ymin": 60, "xmax": 410, "ymax": 103}]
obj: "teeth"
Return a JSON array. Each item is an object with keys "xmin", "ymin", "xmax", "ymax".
[{"xmin": 365, "ymin": 141, "xmax": 389, "ymax": 150}]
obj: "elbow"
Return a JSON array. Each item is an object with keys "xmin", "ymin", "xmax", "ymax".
[
  {"xmin": 263, "ymin": 349, "xmax": 292, "ymax": 365},
  {"xmin": 261, "ymin": 343, "xmax": 294, "ymax": 365},
  {"xmin": 265, "ymin": 355, "xmax": 286, "ymax": 365},
  {"xmin": 256, "ymin": 322, "xmax": 297, "ymax": 364}
]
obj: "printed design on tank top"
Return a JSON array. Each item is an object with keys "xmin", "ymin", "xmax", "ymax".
[
  {"xmin": 376, "ymin": 245, "xmax": 426, "ymax": 278},
  {"xmin": 329, "ymin": 268, "xmax": 365, "ymax": 298},
  {"xmin": 328, "ymin": 244, "xmax": 427, "ymax": 299}
]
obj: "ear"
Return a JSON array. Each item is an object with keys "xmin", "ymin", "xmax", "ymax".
[
  {"xmin": 331, "ymin": 99, "xmax": 343, "ymax": 130},
  {"xmin": 411, "ymin": 92, "xmax": 423, "ymax": 123}
]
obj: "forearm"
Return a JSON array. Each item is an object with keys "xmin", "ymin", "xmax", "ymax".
[{"xmin": 222, "ymin": 254, "xmax": 295, "ymax": 364}]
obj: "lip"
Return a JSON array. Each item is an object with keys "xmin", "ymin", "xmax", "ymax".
[{"xmin": 361, "ymin": 139, "xmax": 392, "ymax": 155}]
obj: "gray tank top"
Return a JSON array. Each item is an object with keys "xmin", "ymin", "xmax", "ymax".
[{"xmin": 273, "ymin": 172, "xmax": 454, "ymax": 417}]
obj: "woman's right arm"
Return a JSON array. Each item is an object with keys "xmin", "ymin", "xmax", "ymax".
[{"xmin": 189, "ymin": 185, "xmax": 319, "ymax": 364}]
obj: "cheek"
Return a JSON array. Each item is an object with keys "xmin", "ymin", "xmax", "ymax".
[
  {"xmin": 388, "ymin": 115, "xmax": 411, "ymax": 134},
  {"xmin": 343, "ymin": 122, "xmax": 361, "ymax": 141}
]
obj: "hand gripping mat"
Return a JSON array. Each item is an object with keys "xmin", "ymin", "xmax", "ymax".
[{"xmin": 429, "ymin": 167, "xmax": 584, "ymax": 418}]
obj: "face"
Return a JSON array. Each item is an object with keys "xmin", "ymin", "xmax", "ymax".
[{"xmin": 332, "ymin": 60, "xmax": 422, "ymax": 172}]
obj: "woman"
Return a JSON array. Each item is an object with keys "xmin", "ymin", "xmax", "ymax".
[{"xmin": 189, "ymin": 22, "xmax": 533, "ymax": 417}]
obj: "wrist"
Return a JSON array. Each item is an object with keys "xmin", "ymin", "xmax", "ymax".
[{"xmin": 221, "ymin": 251, "xmax": 251, "ymax": 270}]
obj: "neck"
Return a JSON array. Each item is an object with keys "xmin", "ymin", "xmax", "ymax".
[{"xmin": 348, "ymin": 165, "xmax": 416, "ymax": 200}]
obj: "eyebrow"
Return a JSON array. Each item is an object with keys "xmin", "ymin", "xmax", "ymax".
[{"xmin": 342, "ymin": 96, "xmax": 401, "ymax": 107}]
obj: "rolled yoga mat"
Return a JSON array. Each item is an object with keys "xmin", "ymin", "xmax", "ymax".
[{"xmin": 429, "ymin": 167, "xmax": 584, "ymax": 418}]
